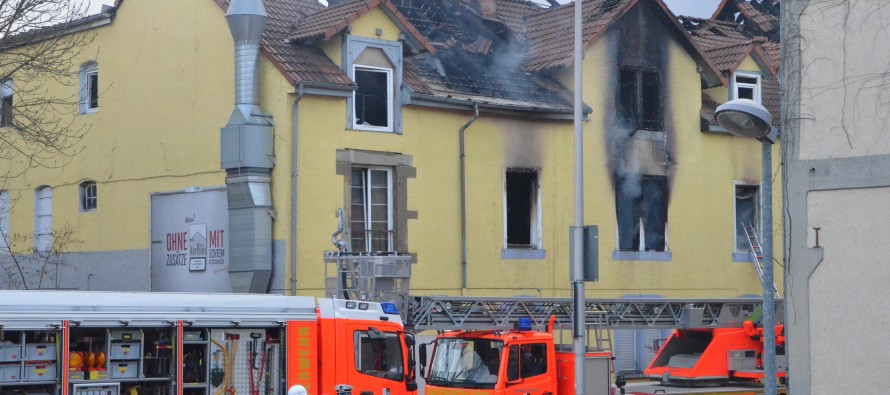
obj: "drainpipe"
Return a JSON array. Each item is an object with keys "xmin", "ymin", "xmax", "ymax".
[
  {"xmin": 460, "ymin": 104, "xmax": 480, "ymax": 290},
  {"xmin": 290, "ymin": 83, "xmax": 304, "ymax": 296}
]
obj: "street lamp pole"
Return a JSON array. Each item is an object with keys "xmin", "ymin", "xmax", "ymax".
[
  {"xmin": 571, "ymin": 0, "xmax": 586, "ymax": 394},
  {"xmin": 714, "ymin": 99, "xmax": 778, "ymax": 395},
  {"xmin": 760, "ymin": 139, "xmax": 776, "ymax": 395}
]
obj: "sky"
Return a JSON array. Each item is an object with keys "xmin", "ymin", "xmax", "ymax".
[{"xmin": 83, "ymin": 0, "xmax": 722, "ymax": 19}]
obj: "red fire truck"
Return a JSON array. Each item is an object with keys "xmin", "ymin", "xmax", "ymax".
[{"xmin": 0, "ymin": 291, "xmax": 416, "ymax": 395}]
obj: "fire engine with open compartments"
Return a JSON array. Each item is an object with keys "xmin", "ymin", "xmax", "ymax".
[{"xmin": 0, "ymin": 291, "xmax": 417, "ymax": 395}]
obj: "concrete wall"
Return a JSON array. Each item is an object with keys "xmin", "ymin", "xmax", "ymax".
[{"xmin": 783, "ymin": 1, "xmax": 890, "ymax": 393}]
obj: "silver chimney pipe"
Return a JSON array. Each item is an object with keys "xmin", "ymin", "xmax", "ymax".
[
  {"xmin": 221, "ymin": 0, "xmax": 275, "ymax": 293},
  {"xmin": 226, "ymin": 0, "xmax": 268, "ymax": 123}
]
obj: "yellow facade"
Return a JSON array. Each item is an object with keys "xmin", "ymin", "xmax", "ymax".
[{"xmin": 0, "ymin": 0, "xmax": 781, "ymax": 298}]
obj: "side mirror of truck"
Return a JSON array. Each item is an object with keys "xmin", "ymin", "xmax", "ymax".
[
  {"xmin": 419, "ymin": 343, "xmax": 428, "ymax": 377},
  {"xmin": 404, "ymin": 333, "xmax": 417, "ymax": 390}
]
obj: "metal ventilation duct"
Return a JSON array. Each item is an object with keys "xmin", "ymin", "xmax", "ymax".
[{"xmin": 221, "ymin": 0, "xmax": 275, "ymax": 293}]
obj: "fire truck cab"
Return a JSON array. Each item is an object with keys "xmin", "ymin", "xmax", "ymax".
[{"xmin": 419, "ymin": 319, "xmax": 610, "ymax": 395}]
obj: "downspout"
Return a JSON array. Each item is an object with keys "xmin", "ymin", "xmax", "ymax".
[
  {"xmin": 460, "ymin": 104, "xmax": 480, "ymax": 291},
  {"xmin": 290, "ymin": 83, "xmax": 304, "ymax": 296}
]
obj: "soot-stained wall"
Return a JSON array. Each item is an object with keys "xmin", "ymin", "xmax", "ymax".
[{"xmin": 602, "ymin": 2, "xmax": 676, "ymax": 252}]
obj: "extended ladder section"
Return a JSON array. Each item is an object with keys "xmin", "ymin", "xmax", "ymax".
[
  {"xmin": 743, "ymin": 224, "xmax": 779, "ymax": 298},
  {"xmin": 406, "ymin": 296, "xmax": 783, "ymax": 332}
]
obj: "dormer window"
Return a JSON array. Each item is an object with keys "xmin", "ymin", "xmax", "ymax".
[
  {"xmin": 345, "ymin": 36, "xmax": 403, "ymax": 134},
  {"xmin": 732, "ymin": 72, "xmax": 761, "ymax": 103},
  {"xmin": 353, "ymin": 65, "xmax": 393, "ymax": 131}
]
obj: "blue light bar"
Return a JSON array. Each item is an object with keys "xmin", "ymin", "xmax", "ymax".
[
  {"xmin": 381, "ymin": 302, "xmax": 399, "ymax": 315},
  {"xmin": 517, "ymin": 317, "xmax": 532, "ymax": 331}
]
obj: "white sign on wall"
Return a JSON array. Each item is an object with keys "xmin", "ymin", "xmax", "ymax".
[{"xmin": 150, "ymin": 188, "xmax": 232, "ymax": 292}]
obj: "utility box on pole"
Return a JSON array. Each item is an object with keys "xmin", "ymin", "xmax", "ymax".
[{"xmin": 570, "ymin": 225, "xmax": 599, "ymax": 282}]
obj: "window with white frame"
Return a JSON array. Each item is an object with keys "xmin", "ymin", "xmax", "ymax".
[
  {"xmin": 735, "ymin": 184, "xmax": 759, "ymax": 252},
  {"xmin": 0, "ymin": 190, "xmax": 9, "ymax": 253},
  {"xmin": 80, "ymin": 181, "xmax": 97, "ymax": 212},
  {"xmin": 732, "ymin": 72, "xmax": 761, "ymax": 103},
  {"xmin": 34, "ymin": 186, "xmax": 52, "ymax": 252},
  {"xmin": 350, "ymin": 167, "xmax": 393, "ymax": 252},
  {"xmin": 345, "ymin": 37, "xmax": 403, "ymax": 134},
  {"xmin": 616, "ymin": 174, "xmax": 668, "ymax": 252},
  {"xmin": 80, "ymin": 62, "xmax": 99, "ymax": 114},
  {"xmin": 353, "ymin": 65, "xmax": 393, "ymax": 132},
  {"xmin": 0, "ymin": 79, "xmax": 12, "ymax": 127},
  {"xmin": 504, "ymin": 168, "xmax": 542, "ymax": 249}
]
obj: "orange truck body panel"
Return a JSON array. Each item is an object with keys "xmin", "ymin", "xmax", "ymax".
[
  {"xmin": 287, "ymin": 321, "xmax": 319, "ymax": 394},
  {"xmin": 644, "ymin": 324, "xmax": 785, "ymax": 384}
]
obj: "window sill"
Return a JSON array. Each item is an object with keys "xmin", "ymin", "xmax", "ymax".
[
  {"xmin": 631, "ymin": 130, "xmax": 665, "ymax": 141},
  {"xmin": 502, "ymin": 248, "xmax": 546, "ymax": 260},
  {"xmin": 349, "ymin": 125, "xmax": 395, "ymax": 134},
  {"xmin": 732, "ymin": 252, "xmax": 754, "ymax": 263},
  {"xmin": 612, "ymin": 250, "xmax": 672, "ymax": 261}
]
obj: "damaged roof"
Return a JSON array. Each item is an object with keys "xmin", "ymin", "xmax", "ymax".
[
  {"xmin": 287, "ymin": 0, "xmax": 436, "ymax": 54},
  {"xmin": 213, "ymin": 0, "xmax": 751, "ymax": 113},
  {"xmin": 712, "ymin": 0, "xmax": 780, "ymax": 39},
  {"xmin": 390, "ymin": 0, "xmax": 575, "ymax": 112},
  {"xmin": 523, "ymin": 0, "xmax": 724, "ymax": 86},
  {"xmin": 681, "ymin": 16, "xmax": 777, "ymax": 75}
]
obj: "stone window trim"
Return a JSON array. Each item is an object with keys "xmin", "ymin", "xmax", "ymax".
[
  {"xmin": 344, "ymin": 35, "xmax": 403, "ymax": 134},
  {"xmin": 336, "ymin": 149, "xmax": 416, "ymax": 254}
]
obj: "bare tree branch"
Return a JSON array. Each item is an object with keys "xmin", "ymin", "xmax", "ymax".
[{"xmin": 0, "ymin": 0, "xmax": 93, "ymax": 181}]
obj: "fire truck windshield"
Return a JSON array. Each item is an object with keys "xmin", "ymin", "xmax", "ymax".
[{"xmin": 426, "ymin": 338, "xmax": 503, "ymax": 389}]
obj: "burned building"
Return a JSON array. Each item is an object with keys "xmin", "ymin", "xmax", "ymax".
[{"xmin": 0, "ymin": 0, "xmax": 780, "ymax": 374}]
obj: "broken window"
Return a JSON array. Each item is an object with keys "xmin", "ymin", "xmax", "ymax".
[
  {"xmin": 505, "ymin": 169, "xmax": 540, "ymax": 248},
  {"xmin": 616, "ymin": 174, "xmax": 668, "ymax": 252},
  {"xmin": 350, "ymin": 167, "xmax": 393, "ymax": 252},
  {"xmin": 353, "ymin": 66, "xmax": 392, "ymax": 131},
  {"xmin": 80, "ymin": 62, "xmax": 99, "ymax": 114},
  {"xmin": 618, "ymin": 68, "xmax": 662, "ymax": 131},
  {"xmin": 0, "ymin": 79, "xmax": 12, "ymax": 127},
  {"xmin": 735, "ymin": 184, "xmax": 759, "ymax": 252},
  {"xmin": 733, "ymin": 72, "xmax": 761, "ymax": 103}
]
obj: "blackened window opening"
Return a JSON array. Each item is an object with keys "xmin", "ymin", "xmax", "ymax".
[
  {"xmin": 88, "ymin": 72, "xmax": 99, "ymax": 110},
  {"xmin": 1, "ymin": 80, "xmax": 12, "ymax": 127},
  {"xmin": 506, "ymin": 170, "xmax": 537, "ymax": 247},
  {"xmin": 616, "ymin": 174, "xmax": 668, "ymax": 251},
  {"xmin": 735, "ymin": 185, "xmax": 758, "ymax": 251},
  {"xmin": 618, "ymin": 68, "xmax": 662, "ymax": 131},
  {"xmin": 355, "ymin": 68, "xmax": 390, "ymax": 128}
]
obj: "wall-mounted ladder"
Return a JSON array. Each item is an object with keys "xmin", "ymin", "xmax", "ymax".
[
  {"xmin": 406, "ymin": 296, "xmax": 782, "ymax": 332},
  {"xmin": 743, "ymin": 224, "xmax": 779, "ymax": 298}
]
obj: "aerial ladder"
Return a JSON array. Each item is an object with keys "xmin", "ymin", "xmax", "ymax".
[{"xmin": 743, "ymin": 223, "xmax": 779, "ymax": 298}]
